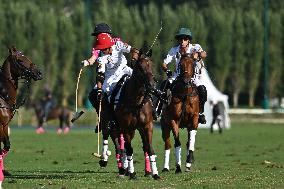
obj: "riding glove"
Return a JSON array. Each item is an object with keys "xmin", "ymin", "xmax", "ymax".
[{"xmin": 82, "ymin": 60, "xmax": 90, "ymax": 67}]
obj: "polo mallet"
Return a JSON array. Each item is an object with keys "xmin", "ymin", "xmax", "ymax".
[
  {"xmin": 71, "ymin": 68, "xmax": 84, "ymax": 123},
  {"xmin": 92, "ymin": 98, "xmax": 102, "ymax": 158}
]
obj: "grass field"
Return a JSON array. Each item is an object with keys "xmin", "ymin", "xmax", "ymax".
[{"xmin": 3, "ymin": 121, "xmax": 284, "ymax": 189}]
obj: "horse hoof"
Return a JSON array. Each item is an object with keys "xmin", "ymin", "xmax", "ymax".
[
  {"xmin": 56, "ymin": 128, "xmax": 63, "ymax": 134},
  {"xmin": 129, "ymin": 172, "xmax": 137, "ymax": 180},
  {"xmin": 3, "ymin": 170, "xmax": 12, "ymax": 176},
  {"xmin": 162, "ymin": 168, "xmax": 169, "ymax": 172},
  {"xmin": 118, "ymin": 167, "xmax": 126, "ymax": 177},
  {"xmin": 36, "ymin": 127, "xmax": 45, "ymax": 134},
  {"xmin": 185, "ymin": 167, "xmax": 191, "ymax": 172},
  {"xmin": 175, "ymin": 165, "xmax": 182, "ymax": 174},
  {"xmin": 63, "ymin": 127, "xmax": 70, "ymax": 134},
  {"xmin": 152, "ymin": 174, "xmax": 161, "ymax": 180},
  {"xmin": 144, "ymin": 171, "xmax": 152, "ymax": 177},
  {"xmin": 99, "ymin": 160, "xmax": 108, "ymax": 167}
]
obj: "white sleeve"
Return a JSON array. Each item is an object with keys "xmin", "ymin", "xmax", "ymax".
[
  {"xmin": 115, "ymin": 41, "xmax": 131, "ymax": 53},
  {"xmin": 192, "ymin": 44, "xmax": 203, "ymax": 52},
  {"xmin": 163, "ymin": 47, "xmax": 176, "ymax": 65}
]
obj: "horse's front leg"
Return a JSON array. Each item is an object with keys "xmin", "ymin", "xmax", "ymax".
[
  {"xmin": 185, "ymin": 114, "xmax": 199, "ymax": 172},
  {"xmin": 124, "ymin": 131, "xmax": 136, "ymax": 179},
  {"xmin": 0, "ymin": 124, "xmax": 11, "ymax": 184},
  {"xmin": 171, "ymin": 120, "xmax": 182, "ymax": 174},
  {"xmin": 161, "ymin": 117, "xmax": 171, "ymax": 172},
  {"xmin": 144, "ymin": 123, "xmax": 161, "ymax": 180}
]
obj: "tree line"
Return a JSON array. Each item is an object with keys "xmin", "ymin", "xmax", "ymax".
[{"xmin": 0, "ymin": 0, "xmax": 283, "ymax": 108}]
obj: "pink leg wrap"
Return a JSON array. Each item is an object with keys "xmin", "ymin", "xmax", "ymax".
[
  {"xmin": 144, "ymin": 152, "xmax": 151, "ymax": 172},
  {"xmin": 0, "ymin": 155, "xmax": 3, "ymax": 181},
  {"xmin": 116, "ymin": 153, "xmax": 122, "ymax": 168},
  {"xmin": 119, "ymin": 134, "xmax": 124, "ymax": 150}
]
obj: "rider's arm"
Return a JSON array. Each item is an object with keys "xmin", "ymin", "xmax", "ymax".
[
  {"xmin": 162, "ymin": 47, "xmax": 176, "ymax": 74},
  {"xmin": 116, "ymin": 41, "xmax": 131, "ymax": 53},
  {"xmin": 82, "ymin": 48, "xmax": 100, "ymax": 67}
]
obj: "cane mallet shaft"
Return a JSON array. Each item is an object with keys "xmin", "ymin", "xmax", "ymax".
[
  {"xmin": 71, "ymin": 68, "xmax": 84, "ymax": 123},
  {"xmin": 93, "ymin": 99, "xmax": 102, "ymax": 158}
]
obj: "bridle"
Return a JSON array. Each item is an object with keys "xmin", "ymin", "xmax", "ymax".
[{"xmin": 0, "ymin": 52, "xmax": 34, "ymax": 111}]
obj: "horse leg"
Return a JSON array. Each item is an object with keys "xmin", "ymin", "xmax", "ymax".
[
  {"xmin": 171, "ymin": 120, "xmax": 182, "ymax": 174},
  {"xmin": 99, "ymin": 122, "xmax": 111, "ymax": 167},
  {"xmin": 36, "ymin": 115, "xmax": 45, "ymax": 134},
  {"xmin": 138, "ymin": 130, "xmax": 151, "ymax": 176},
  {"xmin": 161, "ymin": 118, "xmax": 171, "ymax": 172},
  {"xmin": 1, "ymin": 124, "xmax": 11, "ymax": 178},
  {"xmin": 143, "ymin": 123, "xmax": 161, "ymax": 180},
  {"xmin": 124, "ymin": 131, "xmax": 136, "ymax": 179},
  {"xmin": 185, "ymin": 116, "xmax": 198, "ymax": 172},
  {"xmin": 63, "ymin": 111, "xmax": 70, "ymax": 134},
  {"xmin": 109, "ymin": 127, "xmax": 125, "ymax": 174},
  {"xmin": 57, "ymin": 117, "xmax": 63, "ymax": 134}
]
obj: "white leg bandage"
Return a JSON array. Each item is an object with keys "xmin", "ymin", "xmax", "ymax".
[
  {"xmin": 175, "ymin": 146, "xmax": 181, "ymax": 166},
  {"xmin": 164, "ymin": 149, "xmax": 170, "ymax": 169},
  {"xmin": 102, "ymin": 140, "xmax": 109, "ymax": 161},
  {"xmin": 127, "ymin": 155, "xmax": 134, "ymax": 173},
  {"xmin": 189, "ymin": 130, "xmax": 197, "ymax": 151},
  {"xmin": 149, "ymin": 155, "xmax": 158, "ymax": 175}
]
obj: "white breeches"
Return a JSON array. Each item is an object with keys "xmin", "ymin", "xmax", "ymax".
[{"xmin": 103, "ymin": 66, "xmax": 132, "ymax": 96}]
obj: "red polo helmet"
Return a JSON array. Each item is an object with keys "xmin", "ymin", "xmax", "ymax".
[{"xmin": 94, "ymin": 33, "xmax": 115, "ymax": 50}]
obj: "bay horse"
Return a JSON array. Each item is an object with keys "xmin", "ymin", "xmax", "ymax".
[
  {"xmin": 89, "ymin": 48, "xmax": 152, "ymax": 177},
  {"xmin": 115, "ymin": 48, "xmax": 161, "ymax": 180},
  {"xmin": 0, "ymin": 46, "xmax": 42, "ymax": 183},
  {"xmin": 160, "ymin": 52, "xmax": 200, "ymax": 173},
  {"xmin": 33, "ymin": 101, "xmax": 72, "ymax": 134}
]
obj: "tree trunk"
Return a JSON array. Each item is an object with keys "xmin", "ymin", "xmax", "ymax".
[
  {"xmin": 248, "ymin": 90, "xmax": 255, "ymax": 108},
  {"xmin": 233, "ymin": 91, "xmax": 239, "ymax": 107}
]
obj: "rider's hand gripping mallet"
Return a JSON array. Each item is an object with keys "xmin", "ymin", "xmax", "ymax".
[{"xmin": 71, "ymin": 68, "xmax": 84, "ymax": 123}]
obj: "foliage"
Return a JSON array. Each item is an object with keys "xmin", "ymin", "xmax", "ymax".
[{"xmin": 0, "ymin": 0, "xmax": 282, "ymax": 108}]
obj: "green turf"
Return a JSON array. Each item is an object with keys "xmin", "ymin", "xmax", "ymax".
[{"xmin": 3, "ymin": 122, "xmax": 284, "ymax": 189}]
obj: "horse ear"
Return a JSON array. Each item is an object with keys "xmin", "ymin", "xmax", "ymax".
[
  {"xmin": 146, "ymin": 49, "xmax": 152, "ymax": 57},
  {"xmin": 8, "ymin": 46, "xmax": 17, "ymax": 55}
]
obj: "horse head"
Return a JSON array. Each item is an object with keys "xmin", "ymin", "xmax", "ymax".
[
  {"xmin": 5, "ymin": 46, "xmax": 42, "ymax": 81},
  {"xmin": 132, "ymin": 47, "xmax": 155, "ymax": 89},
  {"xmin": 179, "ymin": 53, "xmax": 195, "ymax": 84}
]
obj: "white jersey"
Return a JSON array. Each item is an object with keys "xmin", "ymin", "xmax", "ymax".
[
  {"xmin": 97, "ymin": 41, "xmax": 133, "ymax": 96},
  {"xmin": 164, "ymin": 43, "xmax": 204, "ymax": 86}
]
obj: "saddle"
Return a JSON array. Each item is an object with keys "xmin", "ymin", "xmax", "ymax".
[{"xmin": 109, "ymin": 74, "xmax": 130, "ymax": 111}]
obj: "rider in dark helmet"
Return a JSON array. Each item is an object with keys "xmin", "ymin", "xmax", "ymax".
[
  {"xmin": 91, "ymin": 23, "xmax": 112, "ymax": 36},
  {"xmin": 158, "ymin": 27, "xmax": 208, "ymax": 124}
]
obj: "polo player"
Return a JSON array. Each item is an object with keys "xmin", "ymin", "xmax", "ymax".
[{"xmin": 158, "ymin": 27, "xmax": 207, "ymax": 124}]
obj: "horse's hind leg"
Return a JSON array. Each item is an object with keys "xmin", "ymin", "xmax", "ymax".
[
  {"xmin": 109, "ymin": 127, "xmax": 125, "ymax": 174},
  {"xmin": 161, "ymin": 118, "xmax": 171, "ymax": 172}
]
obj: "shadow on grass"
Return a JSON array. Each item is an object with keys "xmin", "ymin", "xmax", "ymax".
[{"xmin": 6, "ymin": 169, "xmax": 116, "ymax": 180}]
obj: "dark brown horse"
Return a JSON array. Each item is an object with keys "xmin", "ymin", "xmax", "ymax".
[
  {"xmin": 33, "ymin": 101, "xmax": 72, "ymax": 134},
  {"xmin": 0, "ymin": 46, "xmax": 42, "ymax": 182},
  {"xmin": 115, "ymin": 49, "xmax": 161, "ymax": 180},
  {"xmin": 161, "ymin": 52, "xmax": 200, "ymax": 173}
]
